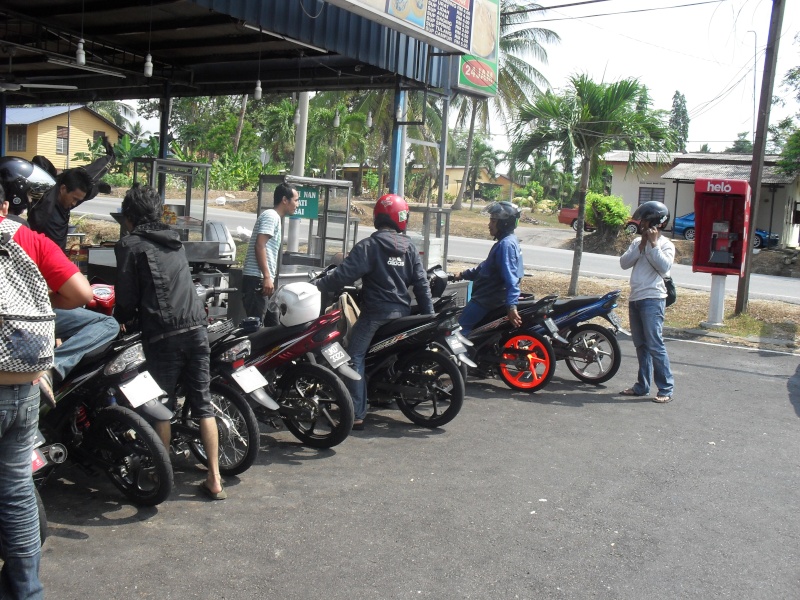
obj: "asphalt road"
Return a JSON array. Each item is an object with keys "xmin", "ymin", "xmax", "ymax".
[
  {"xmin": 76, "ymin": 198, "xmax": 800, "ymax": 305},
  {"xmin": 38, "ymin": 337, "xmax": 800, "ymax": 599}
]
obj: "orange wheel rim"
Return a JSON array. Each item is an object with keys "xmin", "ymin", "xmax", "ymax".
[{"xmin": 500, "ymin": 335, "xmax": 551, "ymax": 389}]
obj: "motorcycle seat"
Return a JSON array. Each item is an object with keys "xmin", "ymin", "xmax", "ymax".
[
  {"xmin": 553, "ymin": 296, "xmax": 604, "ymax": 313},
  {"xmin": 247, "ymin": 321, "xmax": 312, "ymax": 351},
  {"xmin": 375, "ymin": 314, "xmax": 434, "ymax": 337}
]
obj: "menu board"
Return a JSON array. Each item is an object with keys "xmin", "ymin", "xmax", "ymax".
[{"xmin": 327, "ymin": 0, "xmax": 473, "ymax": 53}]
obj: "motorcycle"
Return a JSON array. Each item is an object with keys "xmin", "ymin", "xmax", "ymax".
[
  {"xmin": 202, "ymin": 283, "xmax": 356, "ymax": 449},
  {"xmin": 460, "ymin": 294, "xmax": 561, "ymax": 393},
  {"xmin": 312, "ymin": 268, "xmax": 469, "ymax": 428},
  {"xmin": 39, "ymin": 331, "xmax": 175, "ymax": 506},
  {"xmin": 92, "ymin": 282, "xmax": 265, "ymax": 477},
  {"xmin": 527, "ymin": 290, "xmax": 628, "ymax": 385},
  {"xmin": 30, "ymin": 428, "xmax": 65, "ymax": 545}
]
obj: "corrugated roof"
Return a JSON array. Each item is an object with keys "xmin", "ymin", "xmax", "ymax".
[
  {"xmin": 661, "ymin": 162, "xmax": 794, "ymax": 185},
  {"xmin": 7, "ymin": 106, "xmax": 82, "ymax": 125},
  {"xmin": 603, "ymin": 151, "xmax": 680, "ymax": 163}
]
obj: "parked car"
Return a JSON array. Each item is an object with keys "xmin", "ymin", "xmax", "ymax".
[
  {"xmin": 557, "ymin": 207, "xmax": 594, "ymax": 231},
  {"xmin": 673, "ymin": 212, "xmax": 779, "ymax": 248}
]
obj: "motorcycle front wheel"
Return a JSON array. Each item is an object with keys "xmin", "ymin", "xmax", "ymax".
[
  {"xmin": 277, "ymin": 363, "xmax": 354, "ymax": 448},
  {"xmin": 185, "ymin": 382, "xmax": 260, "ymax": 476},
  {"xmin": 563, "ymin": 323, "xmax": 621, "ymax": 384},
  {"xmin": 393, "ymin": 349, "xmax": 464, "ymax": 428},
  {"xmin": 497, "ymin": 332, "xmax": 555, "ymax": 393},
  {"xmin": 91, "ymin": 405, "xmax": 174, "ymax": 506}
]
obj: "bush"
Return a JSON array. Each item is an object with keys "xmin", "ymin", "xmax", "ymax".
[
  {"xmin": 585, "ymin": 192, "xmax": 629, "ymax": 233},
  {"xmin": 102, "ymin": 173, "xmax": 132, "ymax": 188}
]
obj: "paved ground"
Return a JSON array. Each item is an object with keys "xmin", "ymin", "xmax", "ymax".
[{"xmin": 38, "ymin": 336, "xmax": 799, "ymax": 599}]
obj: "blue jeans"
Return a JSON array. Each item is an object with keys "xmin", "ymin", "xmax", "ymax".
[
  {"xmin": 628, "ymin": 298, "xmax": 674, "ymax": 397},
  {"xmin": 346, "ymin": 315, "xmax": 393, "ymax": 421},
  {"xmin": 0, "ymin": 384, "xmax": 43, "ymax": 600},
  {"xmin": 241, "ymin": 276, "xmax": 278, "ymax": 327},
  {"xmin": 458, "ymin": 300, "xmax": 491, "ymax": 337},
  {"xmin": 54, "ymin": 307, "xmax": 119, "ymax": 381}
]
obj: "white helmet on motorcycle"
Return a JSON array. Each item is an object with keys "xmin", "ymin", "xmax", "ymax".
[{"xmin": 271, "ymin": 282, "xmax": 321, "ymax": 327}]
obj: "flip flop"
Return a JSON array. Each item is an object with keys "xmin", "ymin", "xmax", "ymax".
[
  {"xmin": 652, "ymin": 395, "xmax": 673, "ymax": 404},
  {"xmin": 352, "ymin": 420, "xmax": 365, "ymax": 431},
  {"xmin": 199, "ymin": 481, "xmax": 227, "ymax": 500},
  {"xmin": 620, "ymin": 388, "xmax": 645, "ymax": 397}
]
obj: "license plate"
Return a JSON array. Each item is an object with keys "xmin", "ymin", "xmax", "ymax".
[
  {"xmin": 322, "ymin": 342, "xmax": 349, "ymax": 369},
  {"xmin": 445, "ymin": 334, "xmax": 467, "ymax": 354},
  {"xmin": 231, "ymin": 366, "xmax": 268, "ymax": 394},
  {"xmin": 544, "ymin": 318, "xmax": 560, "ymax": 335},
  {"xmin": 118, "ymin": 371, "xmax": 166, "ymax": 408}
]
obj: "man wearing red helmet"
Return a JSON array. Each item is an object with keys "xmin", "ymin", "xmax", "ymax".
[{"xmin": 313, "ymin": 193, "xmax": 433, "ymax": 430}]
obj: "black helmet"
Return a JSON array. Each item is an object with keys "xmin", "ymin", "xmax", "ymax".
[
  {"xmin": 0, "ymin": 157, "xmax": 55, "ymax": 215},
  {"xmin": 486, "ymin": 201, "xmax": 521, "ymax": 235},
  {"xmin": 632, "ymin": 200, "xmax": 670, "ymax": 229}
]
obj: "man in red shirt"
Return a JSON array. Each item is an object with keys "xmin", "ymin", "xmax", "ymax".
[{"xmin": 0, "ymin": 186, "xmax": 93, "ymax": 599}]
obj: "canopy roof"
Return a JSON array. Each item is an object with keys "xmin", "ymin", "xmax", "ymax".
[{"xmin": 0, "ymin": 0, "xmax": 445, "ymax": 105}]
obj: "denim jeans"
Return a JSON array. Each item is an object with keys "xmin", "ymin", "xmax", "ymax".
[
  {"xmin": 458, "ymin": 300, "xmax": 491, "ymax": 337},
  {"xmin": 0, "ymin": 383, "xmax": 44, "ymax": 600},
  {"xmin": 628, "ymin": 298, "xmax": 674, "ymax": 397},
  {"xmin": 53, "ymin": 307, "xmax": 119, "ymax": 381},
  {"xmin": 241, "ymin": 276, "xmax": 278, "ymax": 327},
  {"xmin": 346, "ymin": 315, "xmax": 393, "ymax": 421}
]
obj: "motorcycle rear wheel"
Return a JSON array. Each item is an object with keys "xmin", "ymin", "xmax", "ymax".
[
  {"xmin": 497, "ymin": 332, "xmax": 555, "ymax": 393},
  {"xmin": 92, "ymin": 405, "xmax": 174, "ymax": 506},
  {"xmin": 185, "ymin": 382, "xmax": 260, "ymax": 476},
  {"xmin": 393, "ymin": 349, "xmax": 464, "ymax": 428},
  {"xmin": 563, "ymin": 323, "xmax": 621, "ymax": 384},
  {"xmin": 278, "ymin": 364, "xmax": 354, "ymax": 448}
]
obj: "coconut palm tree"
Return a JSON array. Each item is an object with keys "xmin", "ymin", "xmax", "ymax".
[
  {"xmin": 87, "ymin": 100, "xmax": 136, "ymax": 130},
  {"xmin": 451, "ymin": 1, "xmax": 559, "ymax": 210},
  {"xmin": 512, "ymin": 74, "xmax": 674, "ymax": 295}
]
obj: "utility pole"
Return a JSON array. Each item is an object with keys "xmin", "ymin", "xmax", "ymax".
[{"xmin": 735, "ymin": 0, "xmax": 786, "ymax": 315}]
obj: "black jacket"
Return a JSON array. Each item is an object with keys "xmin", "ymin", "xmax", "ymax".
[
  {"xmin": 315, "ymin": 229, "xmax": 434, "ymax": 317},
  {"xmin": 114, "ymin": 223, "xmax": 206, "ymax": 341}
]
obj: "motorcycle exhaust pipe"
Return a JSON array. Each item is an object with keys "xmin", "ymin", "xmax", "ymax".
[
  {"xmin": 45, "ymin": 443, "xmax": 68, "ymax": 464},
  {"xmin": 336, "ymin": 363, "xmax": 362, "ymax": 381}
]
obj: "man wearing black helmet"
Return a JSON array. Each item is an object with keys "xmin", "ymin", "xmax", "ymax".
[
  {"xmin": 453, "ymin": 201, "xmax": 524, "ymax": 335},
  {"xmin": 619, "ymin": 200, "xmax": 675, "ymax": 404}
]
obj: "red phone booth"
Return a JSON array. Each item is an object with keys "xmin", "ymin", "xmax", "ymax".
[{"xmin": 692, "ymin": 179, "xmax": 751, "ymax": 277}]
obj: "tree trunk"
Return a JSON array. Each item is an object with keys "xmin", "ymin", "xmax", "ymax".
[
  {"xmin": 568, "ymin": 155, "xmax": 592, "ymax": 296},
  {"xmin": 232, "ymin": 94, "xmax": 248, "ymax": 153},
  {"xmin": 452, "ymin": 99, "xmax": 477, "ymax": 211}
]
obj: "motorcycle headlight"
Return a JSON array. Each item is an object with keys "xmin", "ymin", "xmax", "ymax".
[
  {"xmin": 104, "ymin": 343, "xmax": 147, "ymax": 376},
  {"xmin": 219, "ymin": 340, "xmax": 251, "ymax": 363}
]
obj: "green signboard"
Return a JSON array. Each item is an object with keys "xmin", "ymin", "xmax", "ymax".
[
  {"xmin": 292, "ymin": 186, "xmax": 320, "ymax": 220},
  {"xmin": 453, "ymin": 0, "xmax": 499, "ymax": 98}
]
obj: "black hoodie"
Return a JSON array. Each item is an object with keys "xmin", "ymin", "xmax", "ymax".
[
  {"xmin": 114, "ymin": 223, "xmax": 206, "ymax": 341},
  {"xmin": 315, "ymin": 229, "xmax": 433, "ymax": 317}
]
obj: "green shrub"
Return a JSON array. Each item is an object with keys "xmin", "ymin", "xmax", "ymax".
[
  {"xmin": 585, "ymin": 192, "xmax": 629, "ymax": 231},
  {"xmin": 102, "ymin": 173, "xmax": 132, "ymax": 188}
]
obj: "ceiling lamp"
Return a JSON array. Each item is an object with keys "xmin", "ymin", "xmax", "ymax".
[
  {"xmin": 254, "ymin": 27, "xmax": 262, "ymax": 100},
  {"xmin": 366, "ymin": 111, "xmax": 373, "ymax": 129},
  {"xmin": 333, "ymin": 110, "xmax": 340, "ymax": 128},
  {"xmin": 76, "ymin": 39, "xmax": 86, "ymax": 66},
  {"xmin": 144, "ymin": 0, "xmax": 153, "ymax": 77},
  {"xmin": 293, "ymin": 108, "xmax": 301, "ymax": 126}
]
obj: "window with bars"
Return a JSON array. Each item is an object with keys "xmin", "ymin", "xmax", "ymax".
[
  {"xmin": 56, "ymin": 126, "xmax": 69, "ymax": 155},
  {"xmin": 93, "ymin": 130, "xmax": 106, "ymax": 142},
  {"xmin": 7, "ymin": 125, "xmax": 26, "ymax": 152},
  {"xmin": 637, "ymin": 187, "xmax": 665, "ymax": 204}
]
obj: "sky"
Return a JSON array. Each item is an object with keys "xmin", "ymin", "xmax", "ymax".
[
  {"xmin": 519, "ymin": 0, "xmax": 800, "ymax": 152},
  {"xmin": 131, "ymin": 0, "xmax": 800, "ymax": 155}
]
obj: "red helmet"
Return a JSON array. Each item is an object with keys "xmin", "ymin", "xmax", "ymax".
[{"xmin": 374, "ymin": 193, "xmax": 409, "ymax": 233}]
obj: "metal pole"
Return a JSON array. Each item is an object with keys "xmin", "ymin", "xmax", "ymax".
[
  {"xmin": 0, "ymin": 93, "xmax": 5, "ymax": 156},
  {"xmin": 389, "ymin": 85, "xmax": 406, "ymax": 194},
  {"xmin": 747, "ymin": 30, "xmax": 757, "ymax": 144},
  {"xmin": 288, "ymin": 91, "xmax": 309, "ymax": 254},
  {"xmin": 736, "ymin": 0, "xmax": 786, "ymax": 315}
]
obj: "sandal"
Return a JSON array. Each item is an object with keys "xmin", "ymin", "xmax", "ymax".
[
  {"xmin": 352, "ymin": 420, "xmax": 365, "ymax": 431},
  {"xmin": 652, "ymin": 395, "xmax": 672, "ymax": 404},
  {"xmin": 620, "ymin": 388, "xmax": 644, "ymax": 397},
  {"xmin": 198, "ymin": 481, "xmax": 227, "ymax": 500}
]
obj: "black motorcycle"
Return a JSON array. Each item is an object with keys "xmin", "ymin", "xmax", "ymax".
[{"xmin": 40, "ymin": 334, "xmax": 174, "ymax": 506}]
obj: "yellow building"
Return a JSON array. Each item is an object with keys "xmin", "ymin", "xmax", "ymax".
[{"xmin": 3, "ymin": 105, "xmax": 124, "ymax": 171}]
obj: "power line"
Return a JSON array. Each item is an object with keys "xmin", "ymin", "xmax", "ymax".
[
  {"xmin": 503, "ymin": 0, "xmax": 614, "ymax": 17},
  {"xmin": 525, "ymin": 0, "xmax": 725, "ymax": 22}
]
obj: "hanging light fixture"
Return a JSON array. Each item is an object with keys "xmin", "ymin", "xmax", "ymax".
[
  {"xmin": 293, "ymin": 52, "xmax": 302, "ymax": 126},
  {"xmin": 254, "ymin": 27, "xmax": 262, "ymax": 100},
  {"xmin": 293, "ymin": 108, "xmax": 301, "ymax": 126},
  {"xmin": 366, "ymin": 111, "xmax": 373, "ymax": 129},
  {"xmin": 144, "ymin": 1, "xmax": 153, "ymax": 77},
  {"xmin": 76, "ymin": 0, "xmax": 85, "ymax": 65},
  {"xmin": 333, "ymin": 110, "xmax": 340, "ymax": 128}
]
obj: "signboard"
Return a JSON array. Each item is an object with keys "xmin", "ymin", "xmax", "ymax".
[
  {"xmin": 292, "ymin": 186, "xmax": 320, "ymax": 220},
  {"xmin": 453, "ymin": 0, "xmax": 499, "ymax": 97},
  {"xmin": 326, "ymin": 0, "xmax": 473, "ymax": 54}
]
